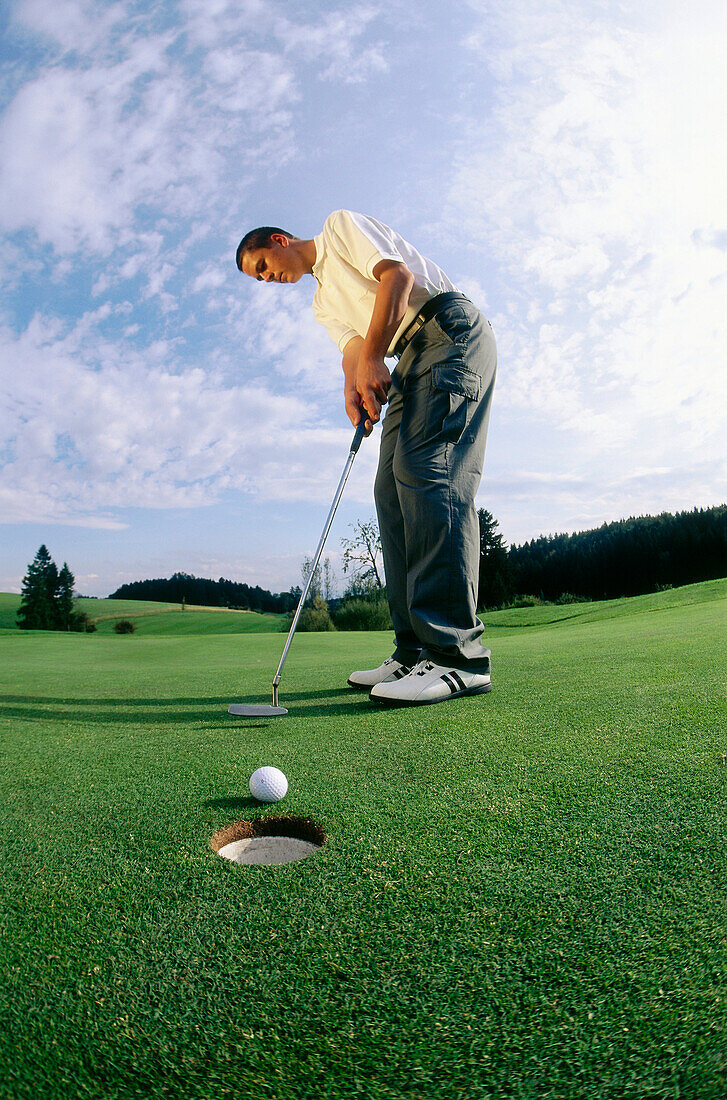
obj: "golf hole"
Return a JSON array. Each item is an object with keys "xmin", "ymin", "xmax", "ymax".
[{"xmin": 210, "ymin": 815, "xmax": 326, "ymax": 867}]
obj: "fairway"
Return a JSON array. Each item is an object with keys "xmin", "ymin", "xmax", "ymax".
[
  {"xmin": 2, "ymin": 581, "xmax": 726, "ymax": 1099},
  {"xmin": 0, "ymin": 593, "xmax": 284, "ymax": 636}
]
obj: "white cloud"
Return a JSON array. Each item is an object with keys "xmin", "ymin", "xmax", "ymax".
[
  {"xmin": 0, "ymin": 0, "xmax": 392, "ymax": 546},
  {"xmin": 448, "ymin": 0, "xmax": 727, "ymax": 518},
  {"xmin": 10, "ymin": 0, "xmax": 127, "ymax": 54},
  {"xmin": 192, "ymin": 265, "xmax": 227, "ymax": 294},
  {"xmin": 180, "ymin": 0, "xmax": 387, "ymax": 84},
  {"xmin": 0, "ymin": 4, "xmax": 296, "ymax": 258},
  {"xmin": 0, "ymin": 299, "xmax": 375, "ymax": 528},
  {"xmin": 279, "ymin": 7, "xmax": 388, "ymax": 83},
  {"xmin": 226, "ymin": 279, "xmax": 342, "ymax": 392}
]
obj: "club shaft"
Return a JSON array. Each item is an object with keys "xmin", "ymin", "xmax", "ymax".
[{"xmin": 271, "ymin": 425, "xmax": 366, "ymax": 705}]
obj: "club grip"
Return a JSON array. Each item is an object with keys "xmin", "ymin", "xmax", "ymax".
[{"xmin": 350, "ymin": 418, "xmax": 369, "ymax": 453}]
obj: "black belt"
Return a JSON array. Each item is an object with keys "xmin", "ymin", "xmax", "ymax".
[{"xmin": 393, "ymin": 291, "xmax": 470, "ymax": 357}]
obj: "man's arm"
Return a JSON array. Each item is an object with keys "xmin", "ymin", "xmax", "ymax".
[
  {"xmin": 344, "ymin": 260, "xmax": 415, "ymax": 430},
  {"xmin": 342, "ymin": 335, "xmax": 366, "ymax": 428}
]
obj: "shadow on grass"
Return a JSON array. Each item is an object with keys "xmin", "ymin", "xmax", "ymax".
[
  {"xmin": 204, "ymin": 796, "xmax": 260, "ymax": 811},
  {"xmin": 0, "ymin": 688, "xmax": 373, "ymax": 724},
  {"xmin": 226, "ymin": 688, "xmax": 373, "ymax": 719}
]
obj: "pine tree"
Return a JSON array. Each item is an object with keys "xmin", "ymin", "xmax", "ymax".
[
  {"xmin": 17, "ymin": 545, "xmax": 58, "ymax": 630},
  {"xmin": 477, "ymin": 510, "xmax": 513, "ymax": 610},
  {"xmin": 56, "ymin": 563, "xmax": 76, "ymax": 631}
]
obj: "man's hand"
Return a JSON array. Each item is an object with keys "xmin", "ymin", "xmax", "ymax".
[
  {"xmin": 343, "ymin": 336, "xmax": 382, "ymax": 431},
  {"xmin": 342, "ymin": 339, "xmax": 391, "ymax": 432},
  {"xmin": 355, "ymin": 352, "xmax": 391, "ymax": 427}
]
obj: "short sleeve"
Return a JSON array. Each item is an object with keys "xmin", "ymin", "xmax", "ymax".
[{"xmin": 329, "ymin": 210, "xmax": 405, "ymax": 281}]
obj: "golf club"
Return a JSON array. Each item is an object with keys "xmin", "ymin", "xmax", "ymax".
[{"xmin": 228, "ymin": 417, "xmax": 369, "ymax": 717}]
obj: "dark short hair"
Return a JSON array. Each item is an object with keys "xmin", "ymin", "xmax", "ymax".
[{"xmin": 235, "ymin": 227, "xmax": 296, "ymax": 271}]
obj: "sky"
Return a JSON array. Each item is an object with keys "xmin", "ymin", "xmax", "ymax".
[{"xmin": 1, "ymin": 0, "xmax": 726, "ymax": 598}]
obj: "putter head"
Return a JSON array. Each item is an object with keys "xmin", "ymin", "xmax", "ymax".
[{"xmin": 228, "ymin": 704, "xmax": 288, "ymax": 717}]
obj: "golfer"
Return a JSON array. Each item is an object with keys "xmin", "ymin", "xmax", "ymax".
[{"xmin": 236, "ymin": 210, "xmax": 496, "ymax": 706}]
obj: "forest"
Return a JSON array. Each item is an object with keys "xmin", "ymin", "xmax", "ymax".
[
  {"xmin": 504, "ymin": 504, "xmax": 727, "ymax": 603},
  {"xmin": 110, "ymin": 572, "xmax": 299, "ymax": 614}
]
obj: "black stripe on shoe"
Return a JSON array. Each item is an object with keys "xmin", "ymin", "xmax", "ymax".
[
  {"xmin": 449, "ymin": 670, "xmax": 468, "ymax": 692},
  {"xmin": 440, "ymin": 673, "xmax": 460, "ymax": 694}
]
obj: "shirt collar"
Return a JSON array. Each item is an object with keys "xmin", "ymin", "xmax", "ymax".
[{"xmin": 311, "ymin": 232, "xmax": 325, "ymax": 283}]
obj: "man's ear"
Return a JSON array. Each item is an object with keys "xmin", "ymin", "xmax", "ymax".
[{"xmin": 270, "ymin": 233, "xmax": 289, "ymax": 247}]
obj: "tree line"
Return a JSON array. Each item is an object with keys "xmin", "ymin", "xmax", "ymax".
[
  {"xmin": 109, "ymin": 572, "xmax": 300, "ymax": 614},
  {"xmin": 478, "ymin": 503, "xmax": 727, "ymax": 607},
  {"xmin": 15, "ymin": 503, "xmax": 726, "ymax": 633}
]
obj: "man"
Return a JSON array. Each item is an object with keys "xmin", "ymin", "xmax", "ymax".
[{"xmin": 236, "ymin": 210, "xmax": 496, "ymax": 706}]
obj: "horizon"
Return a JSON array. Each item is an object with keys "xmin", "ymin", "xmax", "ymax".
[
  {"xmin": 2, "ymin": 1, "xmax": 726, "ymax": 597},
  {"xmin": 4, "ymin": 498, "xmax": 724, "ymax": 599}
]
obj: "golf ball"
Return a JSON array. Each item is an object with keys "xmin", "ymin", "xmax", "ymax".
[{"xmin": 249, "ymin": 766, "xmax": 288, "ymax": 803}]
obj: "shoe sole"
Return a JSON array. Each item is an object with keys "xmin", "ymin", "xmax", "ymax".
[{"xmin": 369, "ymin": 682, "xmax": 493, "ymax": 707}]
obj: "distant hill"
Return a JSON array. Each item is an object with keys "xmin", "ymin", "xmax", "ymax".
[
  {"xmin": 0, "ymin": 593, "xmax": 284, "ymax": 635},
  {"xmin": 109, "ymin": 571, "xmax": 298, "ymax": 614}
]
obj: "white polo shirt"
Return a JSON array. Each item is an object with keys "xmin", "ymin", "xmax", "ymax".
[{"xmin": 311, "ymin": 210, "xmax": 458, "ymax": 356}]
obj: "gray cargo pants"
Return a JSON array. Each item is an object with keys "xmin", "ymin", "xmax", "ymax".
[{"xmin": 374, "ymin": 294, "xmax": 496, "ymax": 673}]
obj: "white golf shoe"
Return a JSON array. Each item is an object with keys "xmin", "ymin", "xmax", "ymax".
[
  {"xmin": 347, "ymin": 655, "xmax": 415, "ymax": 689},
  {"xmin": 369, "ymin": 658, "xmax": 492, "ymax": 706}
]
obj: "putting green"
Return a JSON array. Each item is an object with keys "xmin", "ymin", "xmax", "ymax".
[{"xmin": 1, "ymin": 580, "xmax": 726, "ymax": 1099}]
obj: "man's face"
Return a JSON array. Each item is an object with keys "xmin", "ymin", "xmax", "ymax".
[{"xmin": 240, "ymin": 235, "xmax": 305, "ymax": 284}]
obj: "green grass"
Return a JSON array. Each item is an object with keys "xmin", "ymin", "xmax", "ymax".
[
  {"xmin": 1, "ymin": 580, "xmax": 726, "ymax": 1099},
  {"xmin": 477, "ymin": 577, "xmax": 727, "ymax": 630},
  {"xmin": 0, "ymin": 593, "xmax": 284, "ymax": 635}
]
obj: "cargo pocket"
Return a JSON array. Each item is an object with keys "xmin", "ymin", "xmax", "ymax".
[{"xmin": 430, "ymin": 361, "xmax": 481, "ymax": 444}]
